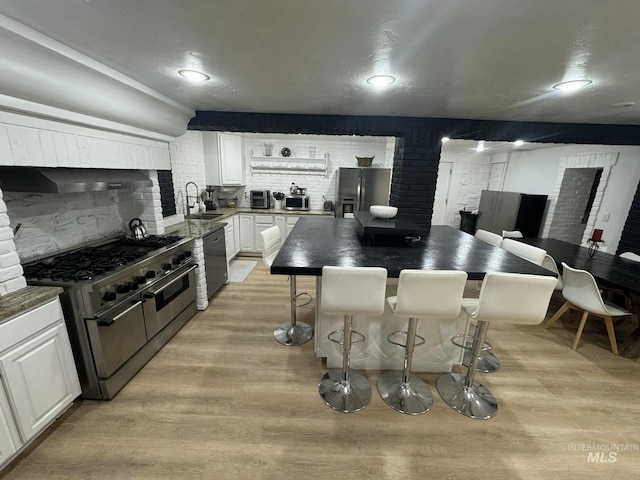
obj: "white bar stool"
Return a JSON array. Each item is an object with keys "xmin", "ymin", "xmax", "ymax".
[
  {"xmin": 318, "ymin": 266, "xmax": 388, "ymax": 413},
  {"xmin": 378, "ymin": 270, "xmax": 467, "ymax": 415},
  {"xmin": 260, "ymin": 226, "xmax": 313, "ymax": 346},
  {"xmin": 437, "ymin": 272, "xmax": 556, "ymax": 419}
]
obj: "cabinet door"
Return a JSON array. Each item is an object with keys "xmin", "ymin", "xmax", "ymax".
[
  {"xmin": 239, "ymin": 214, "xmax": 255, "ymax": 251},
  {"xmin": 0, "ymin": 385, "xmax": 18, "ymax": 467},
  {"xmin": 274, "ymin": 215, "xmax": 286, "ymax": 240},
  {"xmin": 224, "ymin": 223, "xmax": 235, "ymax": 261},
  {"xmin": 233, "ymin": 215, "xmax": 241, "ymax": 256},
  {"xmin": 254, "ymin": 215, "xmax": 275, "ymax": 254},
  {"xmin": 1, "ymin": 323, "xmax": 81, "ymax": 442},
  {"xmin": 218, "ymin": 133, "xmax": 244, "ymax": 185}
]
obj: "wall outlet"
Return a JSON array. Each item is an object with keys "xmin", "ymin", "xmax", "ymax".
[{"xmin": 602, "ymin": 212, "xmax": 610, "ymax": 222}]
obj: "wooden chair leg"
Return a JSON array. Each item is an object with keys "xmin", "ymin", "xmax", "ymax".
[
  {"xmin": 546, "ymin": 302, "xmax": 571, "ymax": 329},
  {"xmin": 572, "ymin": 311, "xmax": 590, "ymax": 351},
  {"xmin": 603, "ymin": 316, "xmax": 619, "ymax": 355}
]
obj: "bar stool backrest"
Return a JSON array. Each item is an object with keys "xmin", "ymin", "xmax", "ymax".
[
  {"xmin": 321, "ymin": 266, "xmax": 387, "ymax": 315},
  {"xmin": 501, "ymin": 238, "xmax": 547, "ymax": 266},
  {"xmin": 394, "ymin": 270, "xmax": 467, "ymax": 318},
  {"xmin": 472, "ymin": 272, "xmax": 557, "ymax": 325},
  {"xmin": 260, "ymin": 225, "xmax": 282, "ymax": 268},
  {"xmin": 502, "ymin": 230, "xmax": 523, "ymax": 238},
  {"xmin": 560, "ymin": 262, "xmax": 613, "ymax": 316},
  {"xmin": 474, "ymin": 229, "xmax": 503, "ymax": 247}
]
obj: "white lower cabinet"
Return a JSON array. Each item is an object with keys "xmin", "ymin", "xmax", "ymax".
[
  {"xmin": 233, "ymin": 214, "xmax": 241, "ymax": 256},
  {"xmin": 237, "ymin": 213, "xmax": 302, "ymax": 255},
  {"xmin": 0, "ymin": 297, "xmax": 80, "ymax": 468},
  {"xmin": 0, "ymin": 386, "xmax": 18, "ymax": 467}
]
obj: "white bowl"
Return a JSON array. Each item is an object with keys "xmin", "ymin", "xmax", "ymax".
[{"xmin": 370, "ymin": 205, "xmax": 398, "ymax": 219}]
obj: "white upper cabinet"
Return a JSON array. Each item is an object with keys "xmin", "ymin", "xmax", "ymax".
[{"xmin": 203, "ymin": 132, "xmax": 245, "ymax": 186}]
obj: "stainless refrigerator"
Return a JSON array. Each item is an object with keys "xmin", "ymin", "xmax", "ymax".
[{"xmin": 335, "ymin": 167, "xmax": 391, "ymax": 217}]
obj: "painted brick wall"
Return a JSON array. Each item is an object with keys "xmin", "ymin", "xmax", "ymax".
[
  {"xmin": 617, "ymin": 182, "xmax": 640, "ymax": 255},
  {"xmin": 0, "ymin": 189, "xmax": 26, "ymax": 295},
  {"xmin": 168, "ymin": 131, "xmax": 206, "ymax": 216},
  {"xmin": 549, "ymin": 168, "xmax": 599, "ymax": 243}
]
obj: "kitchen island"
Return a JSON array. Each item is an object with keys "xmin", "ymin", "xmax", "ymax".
[{"xmin": 271, "ymin": 217, "xmax": 555, "ymax": 372}]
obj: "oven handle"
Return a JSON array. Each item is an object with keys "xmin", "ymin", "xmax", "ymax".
[
  {"xmin": 95, "ymin": 300, "xmax": 143, "ymax": 327},
  {"xmin": 142, "ymin": 263, "xmax": 197, "ymax": 299}
]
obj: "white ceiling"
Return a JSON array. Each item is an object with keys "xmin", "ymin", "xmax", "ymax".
[{"xmin": 1, "ymin": 0, "xmax": 640, "ymax": 125}]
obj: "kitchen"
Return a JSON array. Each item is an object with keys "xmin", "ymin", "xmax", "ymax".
[{"xmin": 2, "ymin": 2, "xmax": 640, "ymax": 479}]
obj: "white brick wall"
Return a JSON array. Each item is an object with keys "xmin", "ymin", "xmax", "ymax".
[
  {"xmin": 542, "ymin": 152, "xmax": 618, "ymax": 244},
  {"xmin": 0, "ymin": 190, "xmax": 26, "ymax": 295},
  {"xmin": 169, "ymin": 131, "xmax": 206, "ymax": 216},
  {"xmin": 191, "ymin": 237, "xmax": 209, "ymax": 311}
]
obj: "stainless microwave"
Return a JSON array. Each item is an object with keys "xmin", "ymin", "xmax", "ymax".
[
  {"xmin": 285, "ymin": 195, "xmax": 309, "ymax": 211},
  {"xmin": 250, "ymin": 190, "xmax": 271, "ymax": 209}
]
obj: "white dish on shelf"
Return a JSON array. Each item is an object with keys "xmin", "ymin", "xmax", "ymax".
[{"xmin": 370, "ymin": 205, "xmax": 398, "ymax": 219}]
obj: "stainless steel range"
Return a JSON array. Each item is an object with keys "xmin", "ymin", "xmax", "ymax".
[{"xmin": 22, "ymin": 235, "xmax": 197, "ymax": 400}]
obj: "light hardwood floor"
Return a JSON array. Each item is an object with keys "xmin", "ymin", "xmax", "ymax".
[{"xmin": 2, "ymin": 258, "xmax": 640, "ymax": 479}]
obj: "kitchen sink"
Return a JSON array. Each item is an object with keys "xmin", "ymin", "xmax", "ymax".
[{"xmin": 189, "ymin": 212, "xmax": 223, "ymax": 220}]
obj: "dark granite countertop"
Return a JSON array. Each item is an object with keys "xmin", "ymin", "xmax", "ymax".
[
  {"xmin": 166, "ymin": 208, "xmax": 333, "ymax": 239},
  {"xmin": 271, "ymin": 217, "xmax": 555, "ymax": 280},
  {"xmin": 0, "ymin": 286, "xmax": 63, "ymax": 323},
  {"xmin": 521, "ymin": 237, "xmax": 640, "ymax": 294}
]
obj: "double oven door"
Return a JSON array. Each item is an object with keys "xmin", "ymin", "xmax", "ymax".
[{"xmin": 85, "ymin": 263, "xmax": 197, "ymax": 382}]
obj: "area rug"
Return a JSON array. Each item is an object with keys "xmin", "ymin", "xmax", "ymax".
[{"xmin": 228, "ymin": 260, "xmax": 258, "ymax": 283}]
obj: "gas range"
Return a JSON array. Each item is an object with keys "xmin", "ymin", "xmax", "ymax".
[{"xmin": 23, "ymin": 234, "xmax": 198, "ymax": 400}]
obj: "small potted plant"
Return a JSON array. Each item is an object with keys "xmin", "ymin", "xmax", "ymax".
[{"xmin": 273, "ymin": 191, "xmax": 285, "ymax": 209}]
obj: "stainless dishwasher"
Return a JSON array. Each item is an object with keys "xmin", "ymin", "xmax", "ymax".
[{"xmin": 203, "ymin": 229, "xmax": 228, "ymax": 298}]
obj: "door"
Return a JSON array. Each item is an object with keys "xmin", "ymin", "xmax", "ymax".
[
  {"xmin": 432, "ymin": 162, "xmax": 453, "ymax": 225},
  {"xmin": 360, "ymin": 168, "xmax": 391, "ymax": 211},
  {"xmin": 0, "ymin": 323, "xmax": 81, "ymax": 442},
  {"xmin": 476, "ymin": 190, "xmax": 499, "ymax": 233},
  {"xmin": 493, "ymin": 191, "xmax": 522, "ymax": 234}
]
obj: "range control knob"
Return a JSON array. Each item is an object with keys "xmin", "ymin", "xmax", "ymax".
[
  {"xmin": 127, "ymin": 282, "xmax": 139, "ymax": 291},
  {"xmin": 145, "ymin": 271, "xmax": 156, "ymax": 279},
  {"xmin": 116, "ymin": 284, "xmax": 130, "ymax": 294},
  {"xmin": 102, "ymin": 291, "xmax": 117, "ymax": 301},
  {"xmin": 172, "ymin": 256, "xmax": 181, "ymax": 265},
  {"xmin": 134, "ymin": 276, "xmax": 146, "ymax": 284},
  {"xmin": 183, "ymin": 251, "xmax": 192, "ymax": 258},
  {"xmin": 162, "ymin": 263, "xmax": 172, "ymax": 271}
]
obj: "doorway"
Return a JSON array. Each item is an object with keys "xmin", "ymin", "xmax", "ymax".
[{"xmin": 548, "ymin": 168, "xmax": 603, "ymax": 244}]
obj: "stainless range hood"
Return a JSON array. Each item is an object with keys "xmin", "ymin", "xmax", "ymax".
[{"xmin": 0, "ymin": 167, "xmax": 153, "ymax": 193}]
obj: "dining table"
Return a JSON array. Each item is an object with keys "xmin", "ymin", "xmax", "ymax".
[
  {"xmin": 271, "ymin": 217, "xmax": 556, "ymax": 372},
  {"xmin": 520, "ymin": 237, "xmax": 640, "ymax": 358}
]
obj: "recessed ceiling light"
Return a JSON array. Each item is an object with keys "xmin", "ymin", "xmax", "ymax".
[
  {"xmin": 514, "ymin": 139, "xmax": 525, "ymax": 147},
  {"xmin": 441, "ymin": 136, "xmax": 450, "ymax": 143},
  {"xmin": 178, "ymin": 69, "xmax": 210, "ymax": 82},
  {"xmin": 476, "ymin": 140, "xmax": 485, "ymax": 152},
  {"xmin": 552, "ymin": 79, "xmax": 592, "ymax": 92},
  {"xmin": 366, "ymin": 74, "xmax": 396, "ymax": 87}
]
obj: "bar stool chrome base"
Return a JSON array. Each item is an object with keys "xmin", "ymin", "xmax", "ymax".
[
  {"xmin": 377, "ymin": 371, "xmax": 433, "ymax": 415},
  {"xmin": 273, "ymin": 322, "xmax": 313, "ymax": 346},
  {"xmin": 319, "ymin": 369, "xmax": 372, "ymax": 413},
  {"xmin": 436, "ymin": 372, "xmax": 497, "ymax": 419},
  {"xmin": 463, "ymin": 348, "xmax": 501, "ymax": 373}
]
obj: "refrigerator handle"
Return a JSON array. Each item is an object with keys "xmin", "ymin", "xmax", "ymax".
[
  {"xmin": 356, "ymin": 178, "xmax": 361, "ymax": 211},
  {"xmin": 361, "ymin": 177, "xmax": 366, "ymax": 209}
]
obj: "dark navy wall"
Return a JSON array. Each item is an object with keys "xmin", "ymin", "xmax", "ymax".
[{"xmin": 189, "ymin": 112, "xmax": 640, "ymax": 230}]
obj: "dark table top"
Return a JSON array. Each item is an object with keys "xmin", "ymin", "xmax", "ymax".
[
  {"xmin": 271, "ymin": 217, "xmax": 554, "ymax": 279},
  {"xmin": 520, "ymin": 237, "xmax": 640, "ymax": 294}
]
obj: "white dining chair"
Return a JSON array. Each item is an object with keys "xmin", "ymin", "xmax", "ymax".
[
  {"xmin": 437, "ymin": 272, "xmax": 557, "ymax": 419},
  {"xmin": 541, "ymin": 254, "xmax": 563, "ymax": 291},
  {"xmin": 260, "ymin": 226, "xmax": 313, "ymax": 346},
  {"xmin": 502, "ymin": 230, "xmax": 523, "ymax": 239},
  {"xmin": 501, "ymin": 238, "xmax": 546, "ymax": 266},
  {"xmin": 545, "ymin": 262, "xmax": 632, "ymax": 354},
  {"xmin": 620, "ymin": 251, "xmax": 640, "ymax": 262},
  {"xmin": 474, "ymin": 229, "xmax": 503, "ymax": 247}
]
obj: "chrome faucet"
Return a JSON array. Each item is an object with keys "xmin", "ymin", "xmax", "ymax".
[{"xmin": 185, "ymin": 182, "xmax": 199, "ymax": 218}]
